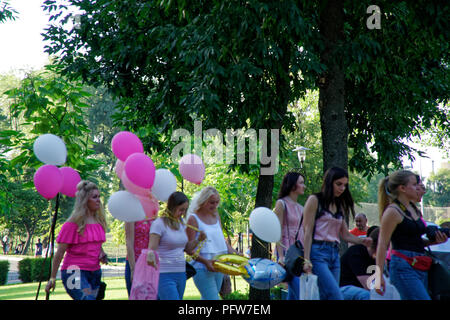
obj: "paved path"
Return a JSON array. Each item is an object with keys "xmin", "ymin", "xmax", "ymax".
[{"xmin": 0, "ymin": 255, "xmax": 125, "ymax": 285}]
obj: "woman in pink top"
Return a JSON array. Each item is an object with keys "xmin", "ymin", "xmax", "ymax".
[
  {"xmin": 273, "ymin": 172, "xmax": 305, "ymax": 300},
  {"xmin": 45, "ymin": 181, "xmax": 108, "ymax": 300},
  {"xmin": 301, "ymin": 167, "xmax": 372, "ymax": 300}
]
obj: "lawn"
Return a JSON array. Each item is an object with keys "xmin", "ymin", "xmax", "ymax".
[{"xmin": 0, "ymin": 276, "xmax": 251, "ymax": 300}]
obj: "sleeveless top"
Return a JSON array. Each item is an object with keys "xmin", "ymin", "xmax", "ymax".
[
  {"xmin": 311, "ymin": 194, "xmax": 344, "ymax": 243},
  {"xmin": 132, "ymin": 219, "xmax": 152, "ymax": 262},
  {"xmin": 189, "ymin": 213, "xmax": 227, "ymax": 270},
  {"xmin": 389, "ymin": 204, "xmax": 426, "ymax": 253},
  {"xmin": 278, "ymin": 197, "xmax": 303, "ymax": 250}
]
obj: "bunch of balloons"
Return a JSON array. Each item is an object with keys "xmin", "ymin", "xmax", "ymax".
[
  {"xmin": 33, "ymin": 134, "xmax": 81, "ymax": 200},
  {"xmin": 108, "ymin": 131, "xmax": 161, "ymax": 222},
  {"xmin": 108, "ymin": 131, "xmax": 206, "ymax": 222}
]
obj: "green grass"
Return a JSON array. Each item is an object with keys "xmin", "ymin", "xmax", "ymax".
[{"xmin": 0, "ymin": 276, "xmax": 251, "ymax": 300}]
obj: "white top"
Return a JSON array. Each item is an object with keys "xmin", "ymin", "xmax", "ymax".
[
  {"xmin": 189, "ymin": 213, "xmax": 227, "ymax": 270},
  {"xmin": 150, "ymin": 218, "xmax": 187, "ymax": 273}
]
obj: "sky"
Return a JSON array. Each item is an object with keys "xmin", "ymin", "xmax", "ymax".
[{"xmin": 0, "ymin": 0, "xmax": 448, "ymax": 179}]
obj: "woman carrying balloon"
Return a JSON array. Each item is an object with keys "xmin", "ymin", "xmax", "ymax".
[
  {"xmin": 301, "ymin": 167, "xmax": 372, "ymax": 300},
  {"xmin": 45, "ymin": 181, "xmax": 109, "ymax": 300},
  {"xmin": 146, "ymin": 192, "xmax": 206, "ymax": 300},
  {"xmin": 186, "ymin": 186, "xmax": 238, "ymax": 300},
  {"xmin": 273, "ymin": 171, "xmax": 306, "ymax": 300}
]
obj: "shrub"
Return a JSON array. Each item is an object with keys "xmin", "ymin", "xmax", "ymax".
[
  {"xmin": 19, "ymin": 258, "xmax": 52, "ymax": 283},
  {"xmin": 0, "ymin": 261, "xmax": 9, "ymax": 285},
  {"xmin": 18, "ymin": 258, "xmax": 33, "ymax": 283},
  {"xmin": 222, "ymin": 290, "xmax": 249, "ymax": 300}
]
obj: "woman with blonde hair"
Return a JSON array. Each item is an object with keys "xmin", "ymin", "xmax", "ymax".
[
  {"xmin": 45, "ymin": 181, "xmax": 108, "ymax": 300},
  {"xmin": 186, "ymin": 186, "xmax": 237, "ymax": 300},
  {"xmin": 146, "ymin": 191, "xmax": 205, "ymax": 300},
  {"xmin": 375, "ymin": 170, "xmax": 447, "ymax": 300}
]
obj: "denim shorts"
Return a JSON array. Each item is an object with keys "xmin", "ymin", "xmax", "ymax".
[
  {"xmin": 61, "ymin": 268, "xmax": 102, "ymax": 300},
  {"xmin": 389, "ymin": 249, "xmax": 431, "ymax": 300}
]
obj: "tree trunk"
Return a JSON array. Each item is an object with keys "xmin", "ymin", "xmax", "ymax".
[
  {"xmin": 318, "ymin": 0, "xmax": 349, "ymax": 254},
  {"xmin": 249, "ymin": 171, "xmax": 273, "ymax": 300},
  {"xmin": 318, "ymin": 0, "xmax": 348, "ymax": 173}
]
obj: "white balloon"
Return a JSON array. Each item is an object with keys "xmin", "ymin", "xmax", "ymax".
[
  {"xmin": 33, "ymin": 134, "xmax": 67, "ymax": 165},
  {"xmin": 249, "ymin": 207, "xmax": 281, "ymax": 243},
  {"xmin": 151, "ymin": 168, "xmax": 177, "ymax": 202},
  {"xmin": 107, "ymin": 190, "xmax": 146, "ymax": 222}
]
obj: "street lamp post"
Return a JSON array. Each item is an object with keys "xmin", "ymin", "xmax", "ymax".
[{"xmin": 292, "ymin": 146, "xmax": 309, "ymax": 176}]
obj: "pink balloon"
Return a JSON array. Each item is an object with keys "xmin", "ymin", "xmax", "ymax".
[
  {"xmin": 33, "ymin": 165, "xmax": 63, "ymax": 200},
  {"xmin": 137, "ymin": 194, "xmax": 159, "ymax": 219},
  {"xmin": 111, "ymin": 131, "xmax": 144, "ymax": 161},
  {"xmin": 124, "ymin": 153, "xmax": 156, "ymax": 189},
  {"xmin": 122, "ymin": 170, "xmax": 151, "ymax": 197},
  {"xmin": 59, "ymin": 167, "xmax": 81, "ymax": 197},
  {"xmin": 179, "ymin": 154, "xmax": 205, "ymax": 185},
  {"xmin": 115, "ymin": 159, "xmax": 125, "ymax": 178}
]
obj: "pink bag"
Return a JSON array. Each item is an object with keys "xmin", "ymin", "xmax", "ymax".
[{"xmin": 130, "ymin": 249, "xmax": 160, "ymax": 300}]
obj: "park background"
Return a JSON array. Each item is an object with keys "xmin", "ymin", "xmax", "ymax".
[{"xmin": 0, "ymin": 0, "xmax": 449, "ymax": 300}]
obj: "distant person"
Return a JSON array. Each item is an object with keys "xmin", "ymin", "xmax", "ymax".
[
  {"xmin": 349, "ymin": 213, "xmax": 369, "ymax": 237},
  {"xmin": 45, "ymin": 181, "xmax": 108, "ymax": 300},
  {"xmin": 340, "ymin": 227, "xmax": 380, "ymax": 300},
  {"xmin": 34, "ymin": 238, "xmax": 43, "ymax": 257}
]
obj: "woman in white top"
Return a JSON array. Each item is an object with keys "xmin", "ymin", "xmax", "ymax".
[
  {"xmin": 147, "ymin": 192, "xmax": 205, "ymax": 300},
  {"xmin": 186, "ymin": 186, "xmax": 236, "ymax": 300}
]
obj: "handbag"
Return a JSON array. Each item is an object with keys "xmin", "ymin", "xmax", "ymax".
[
  {"xmin": 130, "ymin": 249, "xmax": 160, "ymax": 300},
  {"xmin": 426, "ymin": 250, "xmax": 450, "ymax": 300},
  {"xmin": 283, "ymin": 199, "xmax": 320, "ymax": 279}
]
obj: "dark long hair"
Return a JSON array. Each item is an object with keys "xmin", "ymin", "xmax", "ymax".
[
  {"xmin": 277, "ymin": 172, "xmax": 304, "ymax": 199},
  {"xmin": 317, "ymin": 167, "xmax": 355, "ymax": 220}
]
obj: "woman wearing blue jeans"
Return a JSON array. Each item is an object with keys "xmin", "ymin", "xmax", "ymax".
[
  {"xmin": 146, "ymin": 192, "xmax": 206, "ymax": 300},
  {"xmin": 301, "ymin": 167, "xmax": 373, "ymax": 300},
  {"xmin": 375, "ymin": 170, "xmax": 448, "ymax": 300},
  {"xmin": 186, "ymin": 187, "xmax": 238, "ymax": 300}
]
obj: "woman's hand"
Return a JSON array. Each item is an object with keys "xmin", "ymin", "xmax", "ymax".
[
  {"xmin": 99, "ymin": 251, "xmax": 108, "ymax": 264},
  {"xmin": 197, "ymin": 231, "xmax": 207, "ymax": 242},
  {"xmin": 361, "ymin": 237, "xmax": 373, "ymax": 248},
  {"xmin": 302, "ymin": 259, "xmax": 313, "ymax": 274},
  {"xmin": 45, "ymin": 278, "xmax": 56, "ymax": 294},
  {"xmin": 205, "ymin": 259, "xmax": 217, "ymax": 272},
  {"xmin": 434, "ymin": 231, "xmax": 448, "ymax": 245},
  {"xmin": 375, "ymin": 273, "xmax": 385, "ymax": 296},
  {"xmin": 146, "ymin": 250, "xmax": 157, "ymax": 268}
]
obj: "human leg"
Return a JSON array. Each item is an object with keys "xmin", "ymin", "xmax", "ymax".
[
  {"xmin": 193, "ymin": 269, "xmax": 223, "ymax": 300},
  {"xmin": 340, "ymin": 285, "xmax": 370, "ymax": 300},
  {"xmin": 158, "ymin": 272, "xmax": 186, "ymax": 300}
]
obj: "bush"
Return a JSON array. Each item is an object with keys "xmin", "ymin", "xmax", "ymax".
[
  {"xmin": 19, "ymin": 258, "xmax": 51, "ymax": 283},
  {"xmin": 222, "ymin": 290, "xmax": 249, "ymax": 300},
  {"xmin": 18, "ymin": 258, "xmax": 33, "ymax": 283},
  {"xmin": 0, "ymin": 261, "xmax": 9, "ymax": 285}
]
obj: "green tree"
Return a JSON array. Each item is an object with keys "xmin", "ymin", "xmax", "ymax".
[
  {"xmin": 425, "ymin": 168, "xmax": 450, "ymax": 207},
  {"xmin": 0, "ymin": 0, "xmax": 17, "ymax": 24}
]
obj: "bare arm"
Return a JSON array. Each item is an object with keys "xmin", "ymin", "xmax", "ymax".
[
  {"xmin": 146, "ymin": 233, "xmax": 160, "ymax": 268},
  {"xmin": 375, "ymin": 208, "xmax": 402, "ymax": 294},
  {"xmin": 273, "ymin": 200, "xmax": 286, "ymax": 264},
  {"xmin": 45, "ymin": 243, "xmax": 68, "ymax": 293},
  {"xmin": 125, "ymin": 222, "xmax": 135, "ymax": 270},
  {"xmin": 340, "ymin": 220, "xmax": 372, "ymax": 247},
  {"xmin": 302, "ymin": 195, "xmax": 318, "ymax": 273}
]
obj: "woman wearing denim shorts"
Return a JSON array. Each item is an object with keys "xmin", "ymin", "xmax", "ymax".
[
  {"xmin": 301, "ymin": 167, "xmax": 372, "ymax": 300},
  {"xmin": 375, "ymin": 170, "xmax": 448, "ymax": 300}
]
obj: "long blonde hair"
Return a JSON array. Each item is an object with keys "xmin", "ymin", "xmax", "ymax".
[
  {"xmin": 377, "ymin": 170, "xmax": 416, "ymax": 221},
  {"xmin": 195, "ymin": 186, "xmax": 220, "ymax": 213},
  {"xmin": 67, "ymin": 180, "xmax": 107, "ymax": 235}
]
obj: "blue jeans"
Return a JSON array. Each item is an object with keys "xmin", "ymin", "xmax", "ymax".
[
  {"xmin": 193, "ymin": 269, "xmax": 224, "ymax": 300},
  {"xmin": 61, "ymin": 269, "xmax": 102, "ymax": 300},
  {"xmin": 310, "ymin": 242, "xmax": 343, "ymax": 300},
  {"xmin": 287, "ymin": 276, "xmax": 300, "ymax": 300},
  {"xmin": 389, "ymin": 249, "xmax": 431, "ymax": 300},
  {"xmin": 340, "ymin": 285, "xmax": 370, "ymax": 300},
  {"xmin": 158, "ymin": 272, "xmax": 186, "ymax": 300}
]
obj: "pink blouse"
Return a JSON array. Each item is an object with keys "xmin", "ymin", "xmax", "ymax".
[
  {"xmin": 56, "ymin": 222, "xmax": 106, "ymax": 271},
  {"xmin": 279, "ymin": 197, "xmax": 304, "ymax": 249}
]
